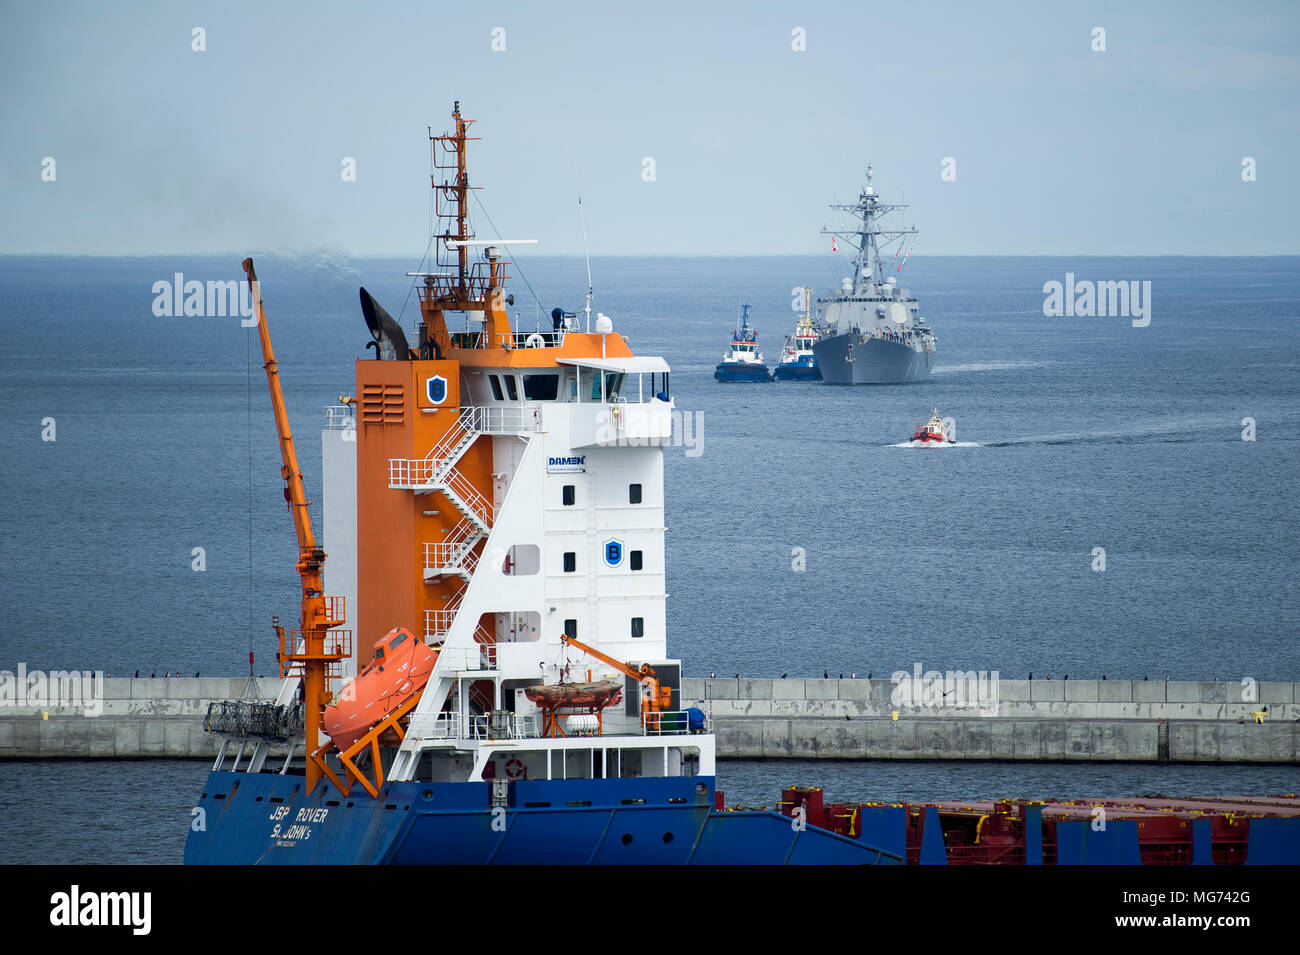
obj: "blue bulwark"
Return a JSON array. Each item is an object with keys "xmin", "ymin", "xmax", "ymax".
[
  {"xmin": 1245, "ymin": 817, "xmax": 1300, "ymax": 864},
  {"xmin": 604, "ymin": 539, "xmax": 623, "ymax": 567},
  {"xmin": 918, "ymin": 806, "xmax": 948, "ymax": 865},
  {"xmin": 426, "ymin": 375, "xmax": 448, "ymax": 404},
  {"xmin": 1055, "ymin": 820, "xmax": 1143, "ymax": 864},
  {"xmin": 1192, "ymin": 818, "xmax": 1214, "ymax": 865}
]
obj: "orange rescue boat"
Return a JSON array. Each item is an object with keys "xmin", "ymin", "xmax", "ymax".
[{"xmin": 323, "ymin": 627, "xmax": 438, "ymax": 752}]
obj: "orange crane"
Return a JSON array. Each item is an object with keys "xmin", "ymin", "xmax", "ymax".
[
  {"xmin": 559, "ymin": 634, "xmax": 673, "ymax": 728},
  {"xmin": 243, "ymin": 258, "xmax": 349, "ymax": 791}
]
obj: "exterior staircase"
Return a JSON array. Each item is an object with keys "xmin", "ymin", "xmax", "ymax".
[{"xmin": 423, "ymin": 517, "xmax": 483, "ymax": 583}]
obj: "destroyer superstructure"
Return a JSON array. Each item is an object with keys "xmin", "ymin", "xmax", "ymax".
[{"xmin": 812, "ymin": 167, "xmax": 936, "ymax": 384}]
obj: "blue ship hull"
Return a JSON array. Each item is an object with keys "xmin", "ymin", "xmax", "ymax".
[
  {"xmin": 714, "ymin": 362, "xmax": 770, "ymax": 382},
  {"xmin": 772, "ymin": 358, "xmax": 821, "ymax": 381},
  {"xmin": 184, "ymin": 771, "xmax": 899, "ymax": 865}
]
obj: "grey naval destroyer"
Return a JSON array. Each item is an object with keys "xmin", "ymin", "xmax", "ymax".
[{"xmin": 812, "ymin": 166, "xmax": 936, "ymax": 384}]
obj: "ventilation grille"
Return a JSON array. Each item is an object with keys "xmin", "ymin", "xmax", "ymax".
[{"xmin": 361, "ymin": 383, "xmax": 405, "ymax": 425}]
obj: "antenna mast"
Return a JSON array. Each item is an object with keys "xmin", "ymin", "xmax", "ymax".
[{"xmin": 579, "ymin": 194, "xmax": 593, "ymax": 333}]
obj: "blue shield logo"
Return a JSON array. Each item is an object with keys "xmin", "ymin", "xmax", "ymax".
[
  {"xmin": 426, "ymin": 375, "xmax": 448, "ymax": 405},
  {"xmin": 604, "ymin": 540, "xmax": 623, "ymax": 567}
]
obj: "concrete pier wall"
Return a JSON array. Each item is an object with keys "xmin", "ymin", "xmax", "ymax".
[
  {"xmin": 0, "ymin": 676, "xmax": 1296, "ymax": 762},
  {"xmin": 680, "ymin": 678, "xmax": 1300, "ymax": 763},
  {"xmin": 0, "ymin": 678, "xmax": 279, "ymax": 758}
]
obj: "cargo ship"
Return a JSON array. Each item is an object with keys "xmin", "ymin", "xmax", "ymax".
[
  {"xmin": 185, "ymin": 105, "xmax": 894, "ymax": 865},
  {"xmin": 185, "ymin": 105, "xmax": 1300, "ymax": 866}
]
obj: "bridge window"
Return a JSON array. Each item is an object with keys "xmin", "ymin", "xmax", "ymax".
[
  {"xmin": 488, "ymin": 375, "xmax": 504, "ymax": 401},
  {"xmin": 629, "ymin": 483, "xmax": 642, "ymax": 504},
  {"xmin": 523, "ymin": 374, "xmax": 559, "ymax": 401},
  {"xmin": 630, "ymin": 550, "xmax": 643, "ymax": 571},
  {"xmin": 503, "ymin": 375, "xmax": 519, "ymax": 401},
  {"xmin": 631, "ymin": 617, "xmax": 644, "ymax": 638},
  {"xmin": 563, "ymin": 552, "xmax": 576, "ymax": 573},
  {"xmin": 589, "ymin": 372, "xmax": 625, "ymax": 401},
  {"xmin": 562, "ymin": 485, "xmax": 575, "ymax": 506}
]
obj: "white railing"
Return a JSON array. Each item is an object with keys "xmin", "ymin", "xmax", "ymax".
[
  {"xmin": 444, "ymin": 467, "xmax": 493, "ymax": 527},
  {"xmin": 389, "ymin": 406, "xmax": 539, "ymax": 489},
  {"xmin": 421, "ymin": 712, "xmax": 541, "ymax": 740},
  {"xmin": 389, "ymin": 457, "xmax": 432, "ymax": 488},
  {"xmin": 424, "ymin": 518, "xmax": 482, "ymax": 576},
  {"xmin": 476, "ymin": 405, "xmax": 541, "ymax": 434},
  {"xmin": 451, "ymin": 330, "xmax": 567, "ymax": 351},
  {"xmin": 641, "ymin": 710, "xmax": 702, "ymax": 736},
  {"xmin": 424, "ymin": 607, "xmax": 458, "ymax": 644},
  {"xmin": 423, "ymin": 541, "xmax": 481, "ymax": 577},
  {"xmin": 324, "ymin": 405, "xmax": 355, "ymax": 430}
]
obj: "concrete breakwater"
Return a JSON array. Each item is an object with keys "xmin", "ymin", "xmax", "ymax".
[
  {"xmin": 681, "ymin": 678, "xmax": 1300, "ymax": 762},
  {"xmin": 0, "ymin": 677, "xmax": 280, "ymax": 758},
  {"xmin": 0, "ymin": 676, "xmax": 1296, "ymax": 762}
]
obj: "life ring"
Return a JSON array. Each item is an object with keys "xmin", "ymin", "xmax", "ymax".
[
  {"xmin": 505, "ymin": 757, "xmax": 525, "ymax": 780},
  {"xmin": 524, "ymin": 333, "xmax": 545, "ymax": 349}
]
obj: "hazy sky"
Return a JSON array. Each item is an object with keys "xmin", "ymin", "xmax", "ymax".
[{"xmin": 3, "ymin": 1, "xmax": 1298, "ymax": 256}]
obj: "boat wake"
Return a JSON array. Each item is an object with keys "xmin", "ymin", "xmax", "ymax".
[
  {"xmin": 983, "ymin": 415, "xmax": 1231, "ymax": 448},
  {"xmin": 891, "ymin": 440, "xmax": 981, "ymax": 448},
  {"xmin": 932, "ymin": 360, "xmax": 1047, "ymax": 375}
]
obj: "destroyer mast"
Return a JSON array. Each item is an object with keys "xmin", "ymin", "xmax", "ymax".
[{"xmin": 822, "ymin": 165, "xmax": 917, "ymax": 292}]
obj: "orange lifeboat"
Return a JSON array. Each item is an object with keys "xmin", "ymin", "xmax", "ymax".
[
  {"xmin": 323, "ymin": 627, "xmax": 438, "ymax": 752},
  {"xmin": 524, "ymin": 679, "xmax": 623, "ymax": 709}
]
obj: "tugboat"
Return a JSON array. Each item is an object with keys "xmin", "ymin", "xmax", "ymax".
[
  {"xmin": 772, "ymin": 288, "xmax": 822, "ymax": 381},
  {"xmin": 714, "ymin": 304, "xmax": 770, "ymax": 382},
  {"xmin": 911, "ymin": 408, "xmax": 955, "ymax": 444}
]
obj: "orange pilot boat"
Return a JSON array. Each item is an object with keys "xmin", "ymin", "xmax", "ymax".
[
  {"xmin": 323, "ymin": 627, "xmax": 438, "ymax": 752},
  {"xmin": 911, "ymin": 407, "xmax": 955, "ymax": 444}
]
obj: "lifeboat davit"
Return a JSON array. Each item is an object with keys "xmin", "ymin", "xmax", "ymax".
[
  {"xmin": 911, "ymin": 408, "xmax": 955, "ymax": 444},
  {"xmin": 524, "ymin": 679, "xmax": 624, "ymax": 710},
  {"xmin": 323, "ymin": 627, "xmax": 438, "ymax": 752}
]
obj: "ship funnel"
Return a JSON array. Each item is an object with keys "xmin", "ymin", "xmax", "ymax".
[{"xmin": 359, "ymin": 287, "xmax": 412, "ymax": 360}]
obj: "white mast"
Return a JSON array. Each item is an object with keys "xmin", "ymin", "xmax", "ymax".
[{"xmin": 579, "ymin": 194, "xmax": 594, "ymax": 333}]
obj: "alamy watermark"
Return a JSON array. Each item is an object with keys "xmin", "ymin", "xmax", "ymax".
[
  {"xmin": 594, "ymin": 407, "xmax": 703, "ymax": 457},
  {"xmin": 152, "ymin": 273, "xmax": 257, "ymax": 325},
  {"xmin": 0, "ymin": 664, "xmax": 105, "ymax": 716},
  {"xmin": 890, "ymin": 662, "xmax": 1000, "ymax": 716},
  {"xmin": 1042, "ymin": 273, "xmax": 1151, "ymax": 327}
]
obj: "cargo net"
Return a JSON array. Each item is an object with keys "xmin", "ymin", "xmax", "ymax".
[{"xmin": 204, "ymin": 700, "xmax": 304, "ymax": 742}]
